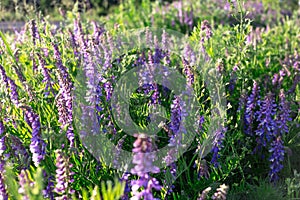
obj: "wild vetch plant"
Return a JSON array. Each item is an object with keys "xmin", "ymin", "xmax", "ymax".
[{"xmin": 0, "ymin": 0, "xmax": 299, "ymax": 199}]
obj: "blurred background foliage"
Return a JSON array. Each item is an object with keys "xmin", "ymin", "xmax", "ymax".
[{"xmin": 0, "ymin": 0, "xmax": 299, "ymax": 21}]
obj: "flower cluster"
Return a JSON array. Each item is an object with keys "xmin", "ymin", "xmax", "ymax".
[
  {"xmin": 0, "ymin": 121, "xmax": 8, "ymax": 200},
  {"xmin": 277, "ymin": 89, "xmax": 292, "ymax": 135},
  {"xmin": 43, "ymin": 172, "xmax": 54, "ymax": 200},
  {"xmin": 200, "ymin": 20, "xmax": 212, "ymax": 43},
  {"xmin": 244, "ymin": 80, "xmax": 260, "ymax": 135},
  {"xmin": 0, "ymin": 171, "xmax": 7, "ymax": 200},
  {"xmin": 244, "ymin": 80, "xmax": 292, "ymax": 181},
  {"xmin": 37, "ymin": 53, "xmax": 55, "ymax": 97},
  {"xmin": 269, "ymin": 136, "xmax": 285, "ymax": 182},
  {"xmin": 54, "ymin": 149, "xmax": 75, "ymax": 199},
  {"xmin": 211, "ymin": 127, "xmax": 226, "ymax": 168},
  {"xmin": 8, "ymin": 135, "xmax": 31, "ymax": 169},
  {"xmin": 0, "ymin": 64, "xmax": 20, "ymax": 106},
  {"xmin": 18, "ymin": 170, "xmax": 33, "ymax": 200},
  {"xmin": 211, "ymin": 184, "xmax": 229, "ymax": 200},
  {"xmin": 52, "ymin": 43, "xmax": 74, "ymax": 147},
  {"xmin": 255, "ymin": 92, "xmax": 277, "ymax": 147},
  {"xmin": 0, "ymin": 121, "xmax": 6, "ymax": 156},
  {"xmin": 130, "ymin": 134, "xmax": 161, "ymax": 200},
  {"xmin": 30, "ymin": 19, "xmax": 40, "ymax": 46},
  {"xmin": 173, "ymin": 1, "xmax": 194, "ymax": 29},
  {"xmin": 24, "ymin": 108, "xmax": 46, "ymax": 167},
  {"xmin": 169, "ymin": 96, "xmax": 182, "ymax": 146}
]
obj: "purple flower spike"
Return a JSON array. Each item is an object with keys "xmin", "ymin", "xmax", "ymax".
[
  {"xmin": 182, "ymin": 58, "xmax": 194, "ymax": 86},
  {"xmin": 277, "ymin": 90, "xmax": 292, "ymax": 136},
  {"xmin": 130, "ymin": 134, "xmax": 161, "ymax": 200},
  {"xmin": 9, "ymin": 135, "xmax": 30, "ymax": 169},
  {"xmin": 24, "ymin": 108, "xmax": 46, "ymax": 167},
  {"xmin": 54, "ymin": 150, "xmax": 75, "ymax": 199},
  {"xmin": 169, "ymin": 96, "xmax": 182, "ymax": 138},
  {"xmin": 43, "ymin": 172, "xmax": 54, "ymax": 200},
  {"xmin": 269, "ymin": 136, "xmax": 285, "ymax": 182},
  {"xmin": 211, "ymin": 127, "xmax": 226, "ymax": 168},
  {"xmin": 30, "ymin": 19, "xmax": 40, "ymax": 46},
  {"xmin": 18, "ymin": 170, "xmax": 32, "ymax": 200},
  {"xmin": 37, "ymin": 53, "xmax": 55, "ymax": 97},
  {"xmin": 255, "ymin": 93, "xmax": 277, "ymax": 147},
  {"xmin": 0, "ymin": 121, "xmax": 6, "ymax": 156},
  {"xmin": 244, "ymin": 80, "xmax": 260, "ymax": 135},
  {"xmin": 52, "ymin": 42, "xmax": 74, "ymax": 147},
  {"xmin": 0, "ymin": 64, "xmax": 9, "ymax": 89},
  {"xmin": 201, "ymin": 20, "xmax": 212, "ymax": 43},
  {"xmin": 0, "ymin": 121, "xmax": 7, "ymax": 200},
  {"xmin": 0, "ymin": 171, "xmax": 8, "ymax": 200},
  {"xmin": 7, "ymin": 78, "xmax": 20, "ymax": 106}
]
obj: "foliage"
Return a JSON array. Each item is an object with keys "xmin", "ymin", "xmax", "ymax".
[{"xmin": 0, "ymin": 0, "xmax": 299, "ymax": 199}]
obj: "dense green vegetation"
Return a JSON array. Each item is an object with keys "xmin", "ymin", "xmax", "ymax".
[{"xmin": 0, "ymin": 0, "xmax": 299, "ymax": 199}]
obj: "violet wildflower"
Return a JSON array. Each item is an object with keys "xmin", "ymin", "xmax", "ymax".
[
  {"xmin": 194, "ymin": 159, "xmax": 210, "ymax": 180},
  {"xmin": 269, "ymin": 136, "xmax": 285, "ymax": 182},
  {"xmin": 73, "ymin": 19, "xmax": 82, "ymax": 44},
  {"xmin": 103, "ymin": 79, "xmax": 113, "ymax": 101},
  {"xmin": 10, "ymin": 65, "xmax": 34, "ymax": 102},
  {"xmin": 0, "ymin": 65, "xmax": 20, "ymax": 106},
  {"xmin": 8, "ymin": 135, "xmax": 30, "ymax": 169},
  {"xmin": 198, "ymin": 187, "xmax": 211, "ymax": 200},
  {"xmin": 169, "ymin": 96, "xmax": 182, "ymax": 142},
  {"xmin": 0, "ymin": 64, "xmax": 9, "ymax": 89},
  {"xmin": 91, "ymin": 21, "xmax": 104, "ymax": 44},
  {"xmin": 278, "ymin": 69, "xmax": 286, "ymax": 84},
  {"xmin": 54, "ymin": 149, "xmax": 75, "ymax": 199},
  {"xmin": 272, "ymin": 73, "xmax": 279, "ymax": 85},
  {"xmin": 277, "ymin": 90, "xmax": 292, "ymax": 135},
  {"xmin": 43, "ymin": 173, "xmax": 54, "ymax": 200},
  {"xmin": 68, "ymin": 29, "xmax": 79, "ymax": 57},
  {"xmin": 76, "ymin": 24, "xmax": 99, "ymax": 105},
  {"xmin": 0, "ymin": 171, "xmax": 7, "ymax": 200},
  {"xmin": 228, "ymin": 66, "xmax": 238, "ymax": 94},
  {"xmin": 182, "ymin": 58, "xmax": 194, "ymax": 86},
  {"xmin": 7, "ymin": 78, "xmax": 20, "ymax": 106},
  {"xmin": 211, "ymin": 184, "xmax": 229, "ymax": 200},
  {"xmin": 120, "ymin": 172, "xmax": 131, "ymax": 200},
  {"xmin": 174, "ymin": 0, "xmax": 183, "ymax": 24},
  {"xmin": 29, "ymin": 19, "xmax": 39, "ymax": 46},
  {"xmin": 43, "ymin": 48, "xmax": 49, "ymax": 57},
  {"xmin": 200, "ymin": 20, "xmax": 212, "ymax": 43},
  {"xmin": 0, "ymin": 121, "xmax": 6, "ymax": 156},
  {"xmin": 293, "ymin": 61, "xmax": 299, "ymax": 71},
  {"xmin": 52, "ymin": 43, "xmax": 74, "ymax": 147},
  {"xmin": 0, "ymin": 121, "xmax": 7, "ymax": 200},
  {"xmin": 37, "ymin": 53, "xmax": 55, "ymax": 97},
  {"xmin": 24, "ymin": 108, "xmax": 46, "ymax": 167},
  {"xmin": 170, "ymin": 95, "xmax": 188, "ymax": 147},
  {"xmin": 255, "ymin": 93, "xmax": 277, "ymax": 147},
  {"xmin": 183, "ymin": 44, "xmax": 196, "ymax": 65},
  {"xmin": 244, "ymin": 80, "xmax": 260, "ymax": 135},
  {"xmin": 184, "ymin": 8, "xmax": 194, "ymax": 29},
  {"xmin": 163, "ymin": 147, "xmax": 178, "ymax": 168},
  {"xmin": 288, "ymin": 74, "xmax": 300, "ymax": 94},
  {"xmin": 232, "ymin": 65, "xmax": 238, "ymax": 72},
  {"xmin": 52, "ymin": 43, "xmax": 71, "ymax": 85},
  {"xmin": 18, "ymin": 170, "xmax": 32, "ymax": 200},
  {"xmin": 130, "ymin": 134, "xmax": 161, "ymax": 200},
  {"xmin": 211, "ymin": 127, "xmax": 226, "ymax": 168}
]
